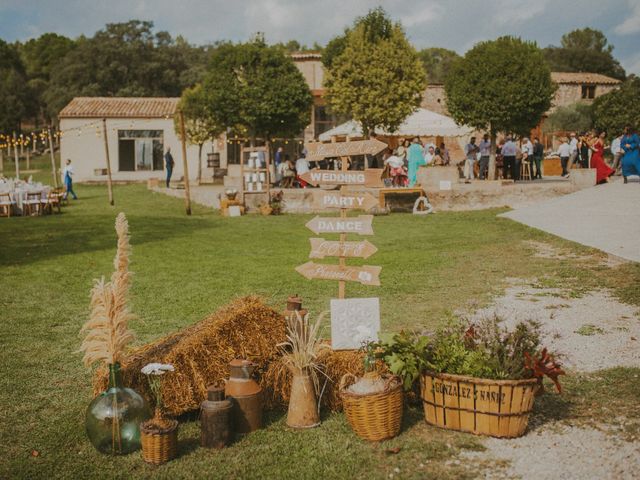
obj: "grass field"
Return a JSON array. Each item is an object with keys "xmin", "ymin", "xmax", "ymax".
[{"xmin": 1, "ymin": 156, "xmax": 639, "ymax": 479}]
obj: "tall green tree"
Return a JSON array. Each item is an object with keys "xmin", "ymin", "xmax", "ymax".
[
  {"xmin": 175, "ymin": 84, "xmax": 223, "ymax": 182},
  {"xmin": 417, "ymin": 47, "xmax": 460, "ymax": 84},
  {"xmin": 445, "ymin": 36, "xmax": 555, "ymax": 179},
  {"xmin": 592, "ymin": 77, "xmax": 640, "ymax": 135},
  {"xmin": 324, "ymin": 8, "xmax": 426, "ymax": 136},
  {"xmin": 0, "ymin": 40, "xmax": 30, "ymax": 133},
  {"xmin": 543, "ymin": 103, "xmax": 593, "ymax": 134},
  {"xmin": 544, "ymin": 28, "xmax": 625, "ymax": 80},
  {"xmin": 18, "ymin": 33, "xmax": 75, "ymax": 125},
  {"xmin": 200, "ymin": 38, "xmax": 312, "ymax": 140},
  {"xmin": 44, "ymin": 20, "xmax": 209, "ymax": 119}
]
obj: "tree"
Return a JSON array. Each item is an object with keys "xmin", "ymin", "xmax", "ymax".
[
  {"xmin": 592, "ymin": 77, "xmax": 640, "ymax": 135},
  {"xmin": 44, "ymin": 21, "xmax": 209, "ymax": 119},
  {"xmin": 0, "ymin": 40, "xmax": 30, "ymax": 133},
  {"xmin": 200, "ymin": 38, "xmax": 312, "ymax": 140},
  {"xmin": 323, "ymin": 8, "xmax": 426, "ymax": 136},
  {"xmin": 18, "ymin": 33, "xmax": 75, "ymax": 124},
  {"xmin": 544, "ymin": 28, "xmax": 625, "ymax": 81},
  {"xmin": 175, "ymin": 84, "xmax": 223, "ymax": 182},
  {"xmin": 445, "ymin": 36, "xmax": 555, "ymax": 179},
  {"xmin": 417, "ymin": 47, "xmax": 460, "ymax": 84},
  {"xmin": 543, "ymin": 103, "xmax": 593, "ymax": 134}
]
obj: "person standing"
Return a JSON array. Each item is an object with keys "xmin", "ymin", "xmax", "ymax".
[
  {"xmin": 521, "ymin": 137, "xmax": 533, "ymax": 179},
  {"xmin": 501, "ymin": 136, "xmax": 518, "ymax": 180},
  {"xmin": 558, "ymin": 137, "xmax": 571, "ymax": 177},
  {"xmin": 610, "ymin": 134, "xmax": 623, "ymax": 174},
  {"xmin": 620, "ymin": 126, "xmax": 640, "ymax": 184},
  {"xmin": 164, "ymin": 147, "xmax": 174, "ymax": 188},
  {"xmin": 62, "ymin": 159, "xmax": 78, "ymax": 200},
  {"xmin": 439, "ymin": 142, "xmax": 450, "ymax": 166},
  {"xmin": 565, "ymin": 132, "xmax": 578, "ymax": 177},
  {"xmin": 590, "ymin": 131, "xmax": 615, "ymax": 184},
  {"xmin": 578, "ymin": 133, "xmax": 591, "ymax": 168},
  {"xmin": 396, "ymin": 139, "xmax": 409, "ymax": 167},
  {"xmin": 478, "ymin": 134, "xmax": 491, "ymax": 180},
  {"xmin": 295, "ymin": 152, "xmax": 310, "ymax": 188},
  {"xmin": 407, "ymin": 138, "xmax": 425, "ymax": 187},
  {"xmin": 464, "ymin": 136, "xmax": 479, "ymax": 183},
  {"xmin": 533, "ymin": 137, "xmax": 544, "ymax": 179}
]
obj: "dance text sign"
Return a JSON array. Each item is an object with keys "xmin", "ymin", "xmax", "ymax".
[{"xmin": 305, "ymin": 215, "xmax": 374, "ymax": 235}]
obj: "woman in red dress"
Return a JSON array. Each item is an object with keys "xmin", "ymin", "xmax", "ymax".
[{"xmin": 590, "ymin": 131, "xmax": 615, "ymax": 184}]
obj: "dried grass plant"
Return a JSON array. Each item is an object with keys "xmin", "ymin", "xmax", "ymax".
[
  {"xmin": 80, "ymin": 213, "xmax": 136, "ymax": 368},
  {"xmin": 279, "ymin": 312, "xmax": 329, "ymax": 395}
]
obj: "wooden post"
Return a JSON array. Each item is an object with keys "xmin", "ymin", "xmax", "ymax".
[
  {"xmin": 47, "ymin": 127, "xmax": 59, "ymax": 188},
  {"xmin": 179, "ymin": 110, "xmax": 192, "ymax": 215},
  {"xmin": 338, "ymin": 154, "xmax": 348, "ymax": 299},
  {"xmin": 19, "ymin": 134, "xmax": 24, "ymax": 157},
  {"xmin": 101, "ymin": 119, "xmax": 114, "ymax": 206},
  {"xmin": 26, "ymin": 139, "xmax": 30, "ymax": 171},
  {"xmin": 0, "ymin": 142, "xmax": 3, "ymax": 173},
  {"xmin": 13, "ymin": 132, "xmax": 19, "ymax": 179}
]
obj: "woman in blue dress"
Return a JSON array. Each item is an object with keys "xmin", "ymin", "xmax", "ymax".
[
  {"xmin": 407, "ymin": 138, "xmax": 425, "ymax": 187},
  {"xmin": 620, "ymin": 126, "xmax": 640, "ymax": 184}
]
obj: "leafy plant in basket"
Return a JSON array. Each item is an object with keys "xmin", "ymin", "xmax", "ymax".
[{"xmin": 80, "ymin": 213, "xmax": 150, "ymax": 455}]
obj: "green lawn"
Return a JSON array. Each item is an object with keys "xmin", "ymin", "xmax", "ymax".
[{"xmin": 1, "ymin": 157, "xmax": 639, "ymax": 479}]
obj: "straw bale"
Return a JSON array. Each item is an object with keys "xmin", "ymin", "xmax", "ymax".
[{"xmin": 93, "ymin": 296, "xmax": 286, "ymax": 416}]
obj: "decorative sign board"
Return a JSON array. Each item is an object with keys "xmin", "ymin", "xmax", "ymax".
[
  {"xmin": 228, "ymin": 205, "xmax": 241, "ymax": 217},
  {"xmin": 296, "ymin": 262, "xmax": 381, "ymax": 286},
  {"xmin": 299, "ymin": 169, "xmax": 384, "ymax": 188},
  {"xmin": 330, "ymin": 298, "xmax": 380, "ymax": 350},
  {"xmin": 439, "ymin": 180, "xmax": 452, "ymax": 191},
  {"xmin": 305, "ymin": 215, "xmax": 374, "ymax": 235},
  {"xmin": 305, "ymin": 139, "xmax": 387, "ymax": 161},
  {"xmin": 312, "ymin": 190, "xmax": 378, "ymax": 211},
  {"xmin": 308, "ymin": 238, "xmax": 377, "ymax": 259}
]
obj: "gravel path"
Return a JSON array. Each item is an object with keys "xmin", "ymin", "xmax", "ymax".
[{"xmin": 462, "ymin": 425, "xmax": 640, "ymax": 480}]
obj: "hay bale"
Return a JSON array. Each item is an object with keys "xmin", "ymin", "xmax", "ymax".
[
  {"xmin": 93, "ymin": 296, "xmax": 286, "ymax": 416},
  {"xmin": 262, "ymin": 348, "xmax": 378, "ymax": 411}
]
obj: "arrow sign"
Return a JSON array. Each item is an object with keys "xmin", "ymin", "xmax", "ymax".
[
  {"xmin": 305, "ymin": 138, "xmax": 387, "ymax": 161},
  {"xmin": 305, "ymin": 215, "xmax": 374, "ymax": 235},
  {"xmin": 299, "ymin": 168, "xmax": 383, "ymax": 187},
  {"xmin": 313, "ymin": 190, "xmax": 378, "ymax": 211},
  {"xmin": 295, "ymin": 262, "xmax": 381, "ymax": 286},
  {"xmin": 309, "ymin": 238, "xmax": 378, "ymax": 259}
]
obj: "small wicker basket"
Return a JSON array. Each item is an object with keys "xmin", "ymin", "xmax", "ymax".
[
  {"xmin": 420, "ymin": 372, "xmax": 538, "ymax": 438},
  {"xmin": 339, "ymin": 373, "xmax": 404, "ymax": 441},
  {"xmin": 140, "ymin": 419, "xmax": 179, "ymax": 465}
]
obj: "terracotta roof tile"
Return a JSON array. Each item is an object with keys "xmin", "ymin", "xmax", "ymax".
[
  {"xmin": 290, "ymin": 52, "xmax": 322, "ymax": 60},
  {"xmin": 59, "ymin": 97, "xmax": 180, "ymax": 118},
  {"xmin": 551, "ymin": 72, "xmax": 621, "ymax": 85}
]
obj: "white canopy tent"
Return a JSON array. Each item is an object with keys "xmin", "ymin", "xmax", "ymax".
[{"xmin": 318, "ymin": 108, "xmax": 473, "ymax": 141}]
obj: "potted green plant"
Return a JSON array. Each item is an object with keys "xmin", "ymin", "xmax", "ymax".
[{"xmin": 373, "ymin": 318, "xmax": 564, "ymax": 438}]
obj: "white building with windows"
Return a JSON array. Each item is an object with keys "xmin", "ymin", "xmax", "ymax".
[{"xmin": 59, "ymin": 97, "xmax": 221, "ymax": 183}]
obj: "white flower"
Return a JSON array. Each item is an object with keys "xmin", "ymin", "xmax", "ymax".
[{"xmin": 141, "ymin": 363, "xmax": 174, "ymax": 376}]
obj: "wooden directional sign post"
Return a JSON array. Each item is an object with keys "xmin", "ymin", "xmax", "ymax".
[{"xmin": 296, "ymin": 138, "xmax": 385, "ymax": 299}]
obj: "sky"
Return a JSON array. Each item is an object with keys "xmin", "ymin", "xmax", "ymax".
[{"xmin": 1, "ymin": 0, "xmax": 639, "ymax": 74}]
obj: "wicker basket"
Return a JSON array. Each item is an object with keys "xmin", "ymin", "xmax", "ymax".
[
  {"xmin": 140, "ymin": 419, "xmax": 179, "ymax": 465},
  {"xmin": 339, "ymin": 373, "xmax": 404, "ymax": 441},
  {"xmin": 420, "ymin": 372, "xmax": 538, "ymax": 438}
]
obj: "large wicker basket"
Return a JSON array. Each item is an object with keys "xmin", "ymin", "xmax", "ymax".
[
  {"xmin": 420, "ymin": 372, "xmax": 538, "ymax": 438},
  {"xmin": 339, "ymin": 373, "xmax": 404, "ymax": 441},
  {"xmin": 140, "ymin": 419, "xmax": 179, "ymax": 465}
]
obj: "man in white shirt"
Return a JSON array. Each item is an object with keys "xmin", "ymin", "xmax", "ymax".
[
  {"xmin": 62, "ymin": 159, "xmax": 78, "ymax": 200},
  {"xmin": 295, "ymin": 153, "xmax": 310, "ymax": 188},
  {"xmin": 558, "ymin": 138, "xmax": 571, "ymax": 177},
  {"xmin": 611, "ymin": 135, "xmax": 623, "ymax": 175},
  {"xmin": 478, "ymin": 134, "xmax": 491, "ymax": 179},
  {"xmin": 565, "ymin": 132, "xmax": 579, "ymax": 176}
]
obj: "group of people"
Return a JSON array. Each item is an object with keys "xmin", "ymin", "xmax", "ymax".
[
  {"xmin": 464, "ymin": 135, "xmax": 544, "ymax": 182},
  {"xmin": 274, "ymin": 147, "xmax": 311, "ymax": 188},
  {"xmin": 557, "ymin": 126, "xmax": 640, "ymax": 184},
  {"xmin": 382, "ymin": 138, "xmax": 450, "ymax": 187}
]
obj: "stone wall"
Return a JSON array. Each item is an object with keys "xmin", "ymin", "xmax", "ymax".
[{"xmin": 421, "ymin": 85, "xmax": 448, "ymax": 115}]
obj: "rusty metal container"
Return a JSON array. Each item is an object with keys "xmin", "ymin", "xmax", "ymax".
[
  {"xmin": 225, "ymin": 359, "xmax": 263, "ymax": 434},
  {"xmin": 200, "ymin": 385, "xmax": 232, "ymax": 449}
]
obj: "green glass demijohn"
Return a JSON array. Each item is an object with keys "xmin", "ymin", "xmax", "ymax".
[{"xmin": 85, "ymin": 363, "xmax": 151, "ymax": 455}]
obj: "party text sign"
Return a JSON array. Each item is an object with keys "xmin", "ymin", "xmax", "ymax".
[{"xmin": 312, "ymin": 190, "xmax": 378, "ymax": 211}]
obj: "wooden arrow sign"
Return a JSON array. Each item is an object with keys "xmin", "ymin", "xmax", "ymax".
[
  {"xmin": 295, "ymin": 262, "xmax": 381, "ymax": 286},
  {"xmin": 299, "ymin": 168, "xmax": 383, "ymax": 187},
  {"xmin": 312, "ymin": 190, "xmax": 378, "ymax": 211},
  {"xmin": 305, "ymin": 138, "xmax": 387, "ymax": 161},
  {"xmin": 309, "ymin": 238, "xmax": 378, "ymax": 259},
  {"xmin": 305, "ymin": 215, "xmax": 374, "ymax": 235}
]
